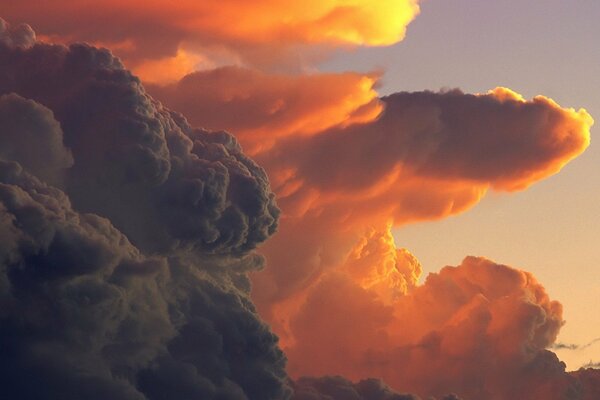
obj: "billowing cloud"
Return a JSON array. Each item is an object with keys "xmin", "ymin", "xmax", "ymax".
[
  {"xmin": 285, "ymin": 257, "xmax": 578, "ymax": 399},
  {"xmin": 147, "ymin": 66, "xmax": 382, "ymax": 154},
  {"xmin": 0, "ymin": 28, "xmax": 279, "ymax": 256},
  {"xmin": 0, "ymin": 20, "xmax": 289, "ymax": 399},
  {"xmin": 2, "ymin": 0, "xmax": 420, "ymax": 77},
  {"xmin": 237, "ymin": 86, "xmax": 591, "ymax": 399},
  {"xmin": 249, "ymin": 87, "xmax": 592, "ymax": 336},
  {"xmin": 0, "ymin": 93, "xmax": 73, "ymax": 185},
  {"xmin": 145, "ymin": 50, "xmax": 595, "ymax": 398},
  {"xmin": 264, "ymin": 87, "xmax": 592, "ymax": 202},
  {"xmin": 2, "ymin": 15, "xmax": 600, "ymax": 400}
]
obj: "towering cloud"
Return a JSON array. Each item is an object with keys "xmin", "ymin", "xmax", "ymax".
[
  {"xmin": 286, "ymin": 257, "xmax": 575, "ymax": 399},
  {"xmin": 0, "ymin": 20, "xmax": 289, "ymax": 399},
  {"xmin": 1, "ymin": 9, "xmax": 599, "ymax": 400},
  {"xmin": 0, "ymin": 25, "xmax": 279, "ymax": 256},
  {"xmin": 247, "ymin": 87, "xmax": 592, "ymax": 349}
]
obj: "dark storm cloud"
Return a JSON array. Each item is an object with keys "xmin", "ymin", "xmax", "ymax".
[
  {"xmin": 2, "ymin": 16, "xmax": 599, "ymax": 400},
  {"xmin": 292, "ymin": 376, "xmax": 420, "ymax": 400},
  {"xmin": 291, "ymin": 376, "xmax": 464, "ymax": 400},
  {"xmin": 0, "ymin": 93, "xmax": 73, "ymax": 185},
  {"xmin": 0, "ymin": 20, "xmax": 278, "ymax": 256},
  {"xmin": 570, "ymin": 368, "xmax": 600, "ymax": 400},
  {"xmin": 0, "ymin": 19, "xmax": 289, "ymax": 400}
]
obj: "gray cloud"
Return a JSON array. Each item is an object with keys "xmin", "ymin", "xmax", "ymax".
[
  {"xmin": 0, "ymin": 93, "xmax": 73, "ymax": 185},
  {"xmin": 291, "ymin": 376, "xmax": 464, "ymax": 400},
  {"xmin": 0, "ymin": 20, "xmax": 278, "ymax": 256},
  {"xmin": 0, "ymin": 19, "xmax": 288, "ymax": 400}
]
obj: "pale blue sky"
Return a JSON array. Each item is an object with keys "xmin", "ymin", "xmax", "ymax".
[{"xmin": 320, "ymin": 0, "xmax": 600, "ymax": 369}]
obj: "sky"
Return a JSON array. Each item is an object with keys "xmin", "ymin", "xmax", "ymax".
[
  {"xmin": 0, "ymin": 1, "xmax": 599, "ymax": 399},
  {"xmin": 320, "ymin": 0, "xmax": 600, "ymax": 369}
]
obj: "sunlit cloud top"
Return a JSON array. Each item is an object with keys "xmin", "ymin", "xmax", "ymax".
[{"xmin": 3, "ymin": 0, "xmax": 420, "ymax": 71}]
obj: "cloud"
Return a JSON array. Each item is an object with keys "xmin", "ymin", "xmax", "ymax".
[
  {"xmin": 2, "ymin": 16, "xmax": 600, "ymax": 400},
  {"xmin": 0, "ymin": 27, "xmax": 279, "ymax": 256},
  {"xmin": 2, "ymin": 0, "xmax": 420, "ymax": 76},
  {"xmin": 143, "ymin": 73, "xmax": 590, "ymax": 399},
  {"xmin": 0, "ymin": 93, "xmax": 73, "ymax": 185},
  {"xmin": 291, "ymin": 375, "xmax": 428, "ymax": 400},
  {"xmin": 285, "ymin": 257, "xmax": 580, "ymax": 399},
  {"xmin": 0, "ymin": 19, "xmax": 290, "ymax": 399},
  {"xmin": 145, "ymin": 72, "xmax": 592, "ymax": 340},
  {"xmin": 247, "ymin": 87, "xmax": 592, "ymax": 342},
  {"xmin": 264, "ymin": 87, "xmax": 592, "ymax": 200},
  {"xmin": 570, "ymin": 368, "xmax": 600, "ymax": 400},
  {"xmin": 51, "ymin": 11, "xmax": 593, "ymax": 397},
  {"xmin": 147, "ymin": 66, "xmax": 382, "ymax": 154}
]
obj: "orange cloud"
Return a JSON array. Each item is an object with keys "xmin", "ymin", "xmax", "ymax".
[
  {"xmin": 147, "ymin": 67, "xmax": 382, "ymax": 153},
  {"xmin": 286, "ymin": 256, "xmax": 576, "ymax": 399},
  {"xmin": 133, "ymin": 48, "xmax": 214, "ymax": 84},
  {"xmin": 2, "ymin": 0, "xmax": 420, "ymax": 72},
  {"xmin": 248, "ymin": 88, "xmax": 591, "ymax": 322},
  {"xmin": 146, "ymin": 72, "xmax": 592, "ymax": 379}
]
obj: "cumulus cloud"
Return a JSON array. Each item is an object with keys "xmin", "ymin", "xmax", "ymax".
[
  {"xmin": 264, "ymin": 87, "xmax": 591, "ymax": 200},
  {"xmin": 160, "ymin": 73, "xmax": 594, "ymax": 400},
  {"xmin": 285, "ymin": 257, "xmax": 580, "ymax": 399},
  {"xmin": 0, "ymin": 18, "xmax": 35, "ymax": 48},
  {"xmin": 0, "ymin": 19, "xmax": 289, "ymax": 400},
  {"xmin": 0, "ymin": 93, "xmax": 73, "ymax": 185},
  {"xmin": 0, "ymin": 26, "xmax": 278, "ymax": 256},
  {"xmin": 248, "ymin": 87, "xmax": 592, "ymax": 344},
  {"xmin": 2, "ymin": 15, "xmax": 599, "ymax": 400},
  {"xmin": 123, "ymin": 14, "xmax": 593, "ymax": 399}
]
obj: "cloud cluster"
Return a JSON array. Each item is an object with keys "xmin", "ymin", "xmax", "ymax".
[
  {"xmin": 0, "ymin": 20, "xmax": 289, "ymax": 399},
  {"xmin": 2, "ymin": 14, "xmax": 599, "ymax": 400},
  {"xmin": 147, "ymin": 39, "xmax": 595, "ymax": 399}
]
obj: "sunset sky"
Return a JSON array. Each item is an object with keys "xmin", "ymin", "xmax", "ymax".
[{"xmin": 0, "ymin": 1, "xmax": 599, "ymax": 399}]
